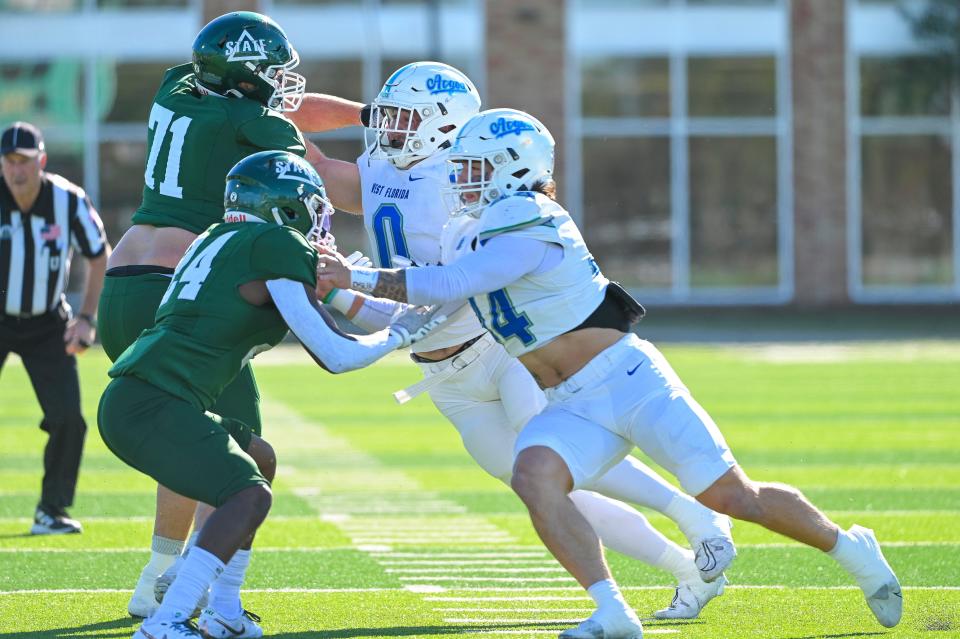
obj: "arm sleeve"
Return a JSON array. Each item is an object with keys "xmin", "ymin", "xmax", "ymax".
[
  {"xmin": 70, "ymin": 191, "xmax": 107, "ymax": 258},
  {"xmin": 405, "ymin": 234, "xmax": 554, "ymax": 306},
  {"xmin": 267, "ymin": 278, "xmax": 402, "ymax": 374}
]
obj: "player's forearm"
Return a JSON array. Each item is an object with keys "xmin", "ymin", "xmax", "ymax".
[
  {"xmin": 327, "ymin": 289, "xmax": 404, "ymax": 333},
  {"xmin": 268, "ymin": 278, "xmax": 401, "ymax": 373},
  {"xmin": 80, "ymin": 249, "xmax": 109, "ymax": 317},
  {"xmin": 289, "ymin": 94, "xmax": 364, "ymax": 132}
]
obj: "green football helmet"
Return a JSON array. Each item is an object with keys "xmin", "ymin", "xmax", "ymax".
[
  {"xmin": 224, "ymin": 151, "xmax": 334, "ymax": 245},
  {"xmin": 192, "ymin": 11, "xmax": 305, "ymax": 112}
]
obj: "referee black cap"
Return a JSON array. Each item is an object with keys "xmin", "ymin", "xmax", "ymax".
[{"xmin": 1, "ymin": 122, "xmax": 45, "ymax": 157}]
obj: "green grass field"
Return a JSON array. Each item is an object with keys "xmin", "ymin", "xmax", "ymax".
[{"xmin": 1, "ymin": 341, "xmax": 959, "ymax": 638}]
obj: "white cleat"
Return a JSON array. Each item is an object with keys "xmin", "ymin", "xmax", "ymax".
[
  {"xmin": 559, "ymin": 612, "xmax": 643, "ymax": 639},
  {"xmin": 197, "ymin": 609, "xmax": 264, "ymax": 639},
  {"xmin": 133, "ymin": 618, "xmax": 203, "ymax": 639},
  {"xmin": 693, "ymin": 535, "xmax": 736, "ymax": 583},
  {"xmin": 653, "ymin": 574, "xmax": 727, "ymax": 620},
  {"xmin": 155, "ymin": 567, "xmax": 208, "ymax": 618},
  {"xmin": 682, "ymin": 511, "xmax": 737, "ymax": 583},
  {"xmin": 128, "ymin": 586, "xmax": 159, "ymax": 619},
  {"xmin": 847, "ymin": 525, "xmax": 903, "ymax": 628}
]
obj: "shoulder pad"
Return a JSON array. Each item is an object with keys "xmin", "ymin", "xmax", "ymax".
[
  {"xmin": 478, "ymin": 192, "xmax": 551, "ymax": 239},
  {"xmin": 163, "ymin": 63, "xmax": 194, "ymax": 87}
]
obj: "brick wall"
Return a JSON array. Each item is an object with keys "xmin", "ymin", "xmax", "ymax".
[
  {"xmin": 485, "ymin": 0, "xmax": 567, "ymax": 199},
  {"xmin": 792, "ymin": 0, "xmax": 848, "ymax": 306}
]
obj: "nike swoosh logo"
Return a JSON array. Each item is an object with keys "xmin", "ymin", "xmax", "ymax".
[
  {"xmin": 216, "ymin": 618, "xmax": 246, "ymax": 636},
  {"xmin": 139, "ymin": 630, "xmax": 160, "ymax": 639},
  {"xmin": 408, "ymin": 175, "xmax": 425, "ymax": 182},
  {"xmin": 626, "ymin": 364, "xmax": 641, "ymax": 376}
]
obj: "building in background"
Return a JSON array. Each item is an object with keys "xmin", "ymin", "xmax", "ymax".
[{"xmin": 1, "ymin": 0, "xmax": 956, "ymax": 306}]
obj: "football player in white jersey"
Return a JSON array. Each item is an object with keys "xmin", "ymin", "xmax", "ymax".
[
  {"xmin": 308, "ymin": 62, "xmax": 731, "ymax": 619},
  {"xmin": 316, "ymin": 109, "xmax": 904, "ymax": 639}
]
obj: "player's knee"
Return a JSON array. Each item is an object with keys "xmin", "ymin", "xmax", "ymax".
[
  {"xmin": 246, "ymin": 436, "xmax": 277, "ymax": 482},
  {"xmin": 697, "ymin": 468, "xmax": 762, "ymax": 520},
  {"xmin": 511, "ymin": 446, "xmax": 572, "ymax": 504},
  {"xmin": 245, "ymin": 484, "xmax": 273, "ymax": 524}
]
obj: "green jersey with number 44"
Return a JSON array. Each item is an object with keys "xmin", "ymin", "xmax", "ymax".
[
  {"xmin": 110, "ymin": 222, "xmax": 318, "ymax": 411},
  {"xmin": 133, "ymin": 64, "xmax": 307, "ymax": 234}
]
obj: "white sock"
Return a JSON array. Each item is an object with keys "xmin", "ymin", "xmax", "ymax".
[
  {"xmin": 133, "ymin": 535, "xmax": 183, "ymax": 591},
  {"xmin": 167, "ymin": 530, "xmax": 201, "ymax": 578},
  {"xmin": 571, "ymin": 491, "xmax": 668, "ymax": 563},
  {"xmin": 210, "ymin": 549, "xmax": 251, "ymax": 619},
  {"xmin": 828, "ymin": 528, "xmax": 864, "ymax": 576},
  {"xmin": 587, "ymin": 579, "xmax": 631, "ymax": 615},
  {"xmin": 663, "ymin": 493, "xmax": 718, "ymax": 540},
  {"xmin": 587, "ymin": 457, "xmax": 683, "ymax": 512},
  {"xmin": 657, "ymin": 545, "xmax": 700, "ymax": 584},
  {"xmin": 153, "ymin": 547, "xmax": 224, "ymax": 623}
]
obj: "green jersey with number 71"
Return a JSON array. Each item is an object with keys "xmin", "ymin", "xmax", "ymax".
[{"xmin": 133, "ymin": 63, "xmax": 306, "ymax": 234}]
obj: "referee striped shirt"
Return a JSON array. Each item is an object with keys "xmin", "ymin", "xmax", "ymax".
[{"xmin": 0, "ymin": 172, "xmax": 107, "ymax": 318}]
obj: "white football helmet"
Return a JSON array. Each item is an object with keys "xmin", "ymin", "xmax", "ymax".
[
  {"xmin": 365, "ymin": 61, "xmax": 481, "ymax": 169},
  {"xmin": 444, "ymin": 108, "xmax": 555, "ymax": 218}
]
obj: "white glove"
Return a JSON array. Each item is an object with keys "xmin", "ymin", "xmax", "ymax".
[
  {"xmin": 345, "ymin": 251, "xmax": 372, "ymax": 268},
  {"xmin": 391, "ymin": 255, "xmax": 419, "ymax": 268},
  {"xmin": 388, "ymin": 304, "xmax": 448, "ymax": 348}
]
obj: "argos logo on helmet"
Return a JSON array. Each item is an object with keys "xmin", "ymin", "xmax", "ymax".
[
  {"xmin": 489, "ymin": 117, "xmax": 535, "ymax": 139},
  {"xmin": 275, "ymin": 160, "xmax": 315, "ymax": 184},
  {"xmin": 225, "ymin": 29, "xmax": 268, "ymax": 62},
  {"xmin": 426, "ymin": 74, "xmax": 468, "ymax": 96}
]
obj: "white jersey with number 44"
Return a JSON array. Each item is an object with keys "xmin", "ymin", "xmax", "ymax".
[
  {"xmin": 357, "ymin": 149, "xmax": 484, "ymax": 353},
  {"xmin": 441, "ymin": 192, "xmax": 609, "ymax": 358}
]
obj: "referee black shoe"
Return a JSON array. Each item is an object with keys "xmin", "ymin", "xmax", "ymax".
[{"xmin": 30, "ymin": 505, "xmax": 82, "ymax": 535}]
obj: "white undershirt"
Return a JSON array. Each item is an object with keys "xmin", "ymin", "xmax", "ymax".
[
  {"xmin": 406, "ymin": 235, "xmax": 562, "ymax": 306},
  {"xmin": 266, "ymin": 278, "xmax": 402, "ymax": 373}
]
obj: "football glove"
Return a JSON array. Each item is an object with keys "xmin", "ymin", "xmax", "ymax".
[
  {"xmin": 388, "ymin": 304, "xmax": 448, "ymax": 348},
  {"xmin": 345, "ymin": 251, "xmax": 373, "ymax": 268}
]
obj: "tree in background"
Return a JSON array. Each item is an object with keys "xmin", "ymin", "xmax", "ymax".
[{"xmin": 901, "ymin": 0, "xmax": 960, "ymax": 82}]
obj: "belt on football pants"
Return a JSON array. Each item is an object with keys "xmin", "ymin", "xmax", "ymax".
[{"xmin": 393, "ymin": 332, "xmax": 495, "ymax": 404}]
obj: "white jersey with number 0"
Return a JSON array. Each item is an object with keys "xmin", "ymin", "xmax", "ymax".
[
  {"xmin": 442, "ymin": 192, "xmax": 608, "ymax": 358},
  {"xmin": 357, "ymin": 149, "xmax": 484, "ymax": 353}
]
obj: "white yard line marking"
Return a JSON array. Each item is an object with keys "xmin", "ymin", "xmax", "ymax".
[
  {"xmin": 437, "ymin": 608, "xmax": 595, "ymax": 613},
  {"xmin": 1, "ymin": 585, "xmax": 957, "ymax": 596},
  {"xmin": 5, "ymin": 540, "xmax": 956, "ymax": 554},
  {"xmin": 386, "ymin": 568, "xmax": 567, "ymax": 574},
  {"xmin": 399, "ymin": 577, "xmax": 577, "ymax": 583},
  {"xmin": 379, "ymin": 560, "xmax": 559, "ymax": 566}
]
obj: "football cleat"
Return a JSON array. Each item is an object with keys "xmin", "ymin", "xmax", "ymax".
[
  {"xmin": 559, "ymin": 610, "xmax": 643, "ymax": 639},
  {"xmin": 30, "ymin": 506, "xmax": 81, "ymax": 535},
  {"xmin": 128, "ymin": 585, "xmax": 159, "ymax": 619},
  {"xmin": 133, "ymin": 618, "xmax": 203, "ymax": 639},
  {"xmin": 197, "ymin": 608, "xmax": 263, "ymax": 639},
  {"xmin": 155, "ymin": 563, "xmax": 208, "ymax": 618},
  {"xmin": 846, "ymin": 525, "xmax": 903, "ymax": 628},
  {"xmin": 681, "ymin": 512, "xmax": 736, "ymax": 583},
  {"xmin": 653, "ymin": 574, "xmax": 727, "ymax": 620}
]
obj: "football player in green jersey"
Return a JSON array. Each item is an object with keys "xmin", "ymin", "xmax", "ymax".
[
  {"xmin": 100, "ymin": 150, "xmax": 442, "ymax": 639},
  {"xmin": 95, "ymin": 11, "xmax": 366, "ymax": 618}
]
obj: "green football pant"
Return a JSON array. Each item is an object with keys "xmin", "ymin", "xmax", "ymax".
[
  {"xmin": 98, "ymin": 375, "xmax": 267, "ymax": 507},
  {"xmin": 98, "ymin": 269, "xmax": 263, "ymax": 435}
]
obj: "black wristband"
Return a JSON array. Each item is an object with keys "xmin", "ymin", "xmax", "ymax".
[
  {"xmin": 360, "ymin": 103, "xmax": 373, "ymax": 128},
  {"xmin": 78, "ymin": 313, "xmax": 97, "ymax": 328}
]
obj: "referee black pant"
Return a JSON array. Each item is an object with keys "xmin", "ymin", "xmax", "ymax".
[{"xmin": 0, "ymin": 309, "xmax": 87, "ymax": 514}]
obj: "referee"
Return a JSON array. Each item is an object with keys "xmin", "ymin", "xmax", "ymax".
[{"xmin": 0, "ymin": 122, "xmax": 109, "ymax": 535}]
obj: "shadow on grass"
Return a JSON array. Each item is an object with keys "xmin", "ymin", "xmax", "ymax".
[
  {"xmin": 0, "ymin": 532, "xmax": 35, "ymax": 540},
  {"xmin": 270, "ymin": 622, "xmax": 579, "ymax": 638},
  {"xmin": 780, "ymin": 633, "xmax": 888, "ymax": 639},
  {"xmin": 0, "ymin": 616, "xmax": 139, "ymax": 638}
]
